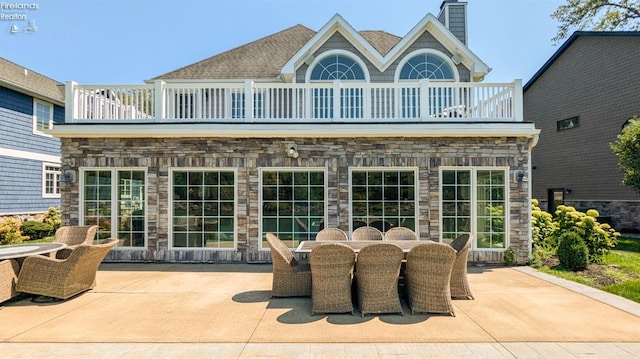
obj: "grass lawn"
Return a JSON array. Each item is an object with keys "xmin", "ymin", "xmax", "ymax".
[{"xmin": 536, "ymin": 236, "xmax": 640, "ymax": 303}]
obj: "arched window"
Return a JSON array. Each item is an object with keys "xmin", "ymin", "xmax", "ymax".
[
  {"xmin": 397, "ymin": 52, "xmax": 458, "ymax": 118},
  {"xmin": 310, "ymin": 54, "xmax": 366, "ymax": 81},
  {"xmin": 308, "ymin": 53, "xmax": 367, "ymax": 119},
  {"xmin": 399, "ymin": 53, "xmax": 454, "ymax": 80}
]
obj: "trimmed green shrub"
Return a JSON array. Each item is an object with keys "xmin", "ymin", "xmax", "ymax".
[
  {"xmin": 557, "ymin": 231, "xmax": 589, "ymax": 271},
  {"xmin": 530, "ymin": 199, "xmax": 557, "ymax": 266},
  {"xmin": 43, "ymin": 207, "xmax": 61, "ymax": 231},
  {"xmin": 21, "ymin": 220, "xmax": 55, "ymax": 240},
  {"xmin": 554, "ymin": 205, "xmax": 618, "ymax": 263},
  {"xmin": 503, "ymin": 247, "xmax": 516, "ymax": 266}
]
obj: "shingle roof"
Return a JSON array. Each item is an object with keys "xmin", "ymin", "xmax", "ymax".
[
  {"xmin": 359, "ymin": 30, "xmax": 402, "ymax": 56},
  {"xmin": 153, "ymin": 25, "xmax": 402, "ymax": 81},
  {"xmin": 0, "ymin": 57, "xmax": 64, "ymax": 104}
]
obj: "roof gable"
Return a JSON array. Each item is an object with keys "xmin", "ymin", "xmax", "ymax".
[
  {"xmin": 0, "ymin": 57, "xmax": 64, "ymax": 105},
  {"xmin": 281, "ymin": 13, "xmax": 490, "ymax": 82}
]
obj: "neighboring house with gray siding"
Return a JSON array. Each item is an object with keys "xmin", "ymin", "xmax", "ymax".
[
  {"xmin": 0, "ymin": 57, "xmax": 64, "ymax": 216},
  {"xmin": 524, "ymin": 31, "xmax": 640, "ymax": 232},
  {"xmin": 51, "ymin": 1, "xmax": 539, "ymax": 264}
]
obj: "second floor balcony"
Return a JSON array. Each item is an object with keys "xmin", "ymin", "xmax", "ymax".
[{"xmin": 64, "ymin": 80, "xmax": 524, "ymax": 124}]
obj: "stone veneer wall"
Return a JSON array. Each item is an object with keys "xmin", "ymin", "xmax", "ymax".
[{"xmin": 60, "ymin": 136, "xmax": 533, "ymax": 264}]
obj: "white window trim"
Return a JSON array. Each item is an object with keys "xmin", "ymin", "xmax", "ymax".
[
  {"xmin": 258, "ymin": 167, "xmax": 328, "ymax": 251},
  {"xmin": 32, "ymin": 98, "xmax": 53, "ymax": 137},
  {"xmin": 394, "ymin": 49, "xmax": 460, "ymax": 82},
  {"xmin": 438, "ymin": 166, "xmax": 510, "ymax": 251},
  {"xmin": 79, "ymin": 167, "xmax": 149, "ymax": 249},
  {"xmin": 348, "ymin": 166, "xmax": 420, "ymax": 235},
  {"xmin": 305, "ymin": 49, "xmax": 371, "ymax": 83},
  {"xmin": 42, "ymin": 162, "xmax": 61, "ymax": 198},
  {"xmin": 168, "ymin": 167, "xmax": 238, "ymax": 251}
]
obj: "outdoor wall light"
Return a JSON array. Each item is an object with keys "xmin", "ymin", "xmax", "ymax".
[
  {"xmin": 516, "ymin": 170, "xmax": 528, "ymax": 183},
  {"xmin": 60, "ymin": 169, "xmax": 75, "ymax": 183},
  {"xmin": 287, "ymin": 144, "xmax": 299, "ymax": 159}
]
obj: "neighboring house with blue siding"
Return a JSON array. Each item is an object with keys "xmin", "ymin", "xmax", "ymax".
[{"xmin": 0, "ymin": 57, "xmax": 64, "ymax": 216}]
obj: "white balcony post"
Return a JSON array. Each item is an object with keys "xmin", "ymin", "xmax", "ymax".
[
  {"xmin": 245, "ymin": 79, "xmax": 254, "ymax": 120},
  {"xmin": 154, "ymin": 80, "xmax": 165, "ymax": 122},
  {"xmin": 333, "ymin": 80, "xmax": 340, "ymax": 120},
  {"xmin": 65, "ymin": 81, "xmax": 77, "ymax": 123},
  {"xmin": 513, "ymin": 79, "xmax": 524, "ymax": 122},
  {"xmin": 420, "ymin": 79, "xmax": 429, "ymax": 120}
]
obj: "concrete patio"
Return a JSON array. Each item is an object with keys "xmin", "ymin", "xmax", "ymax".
[{"xmin": 1, "ymin": 263, "xmax": 639, "ymax": 358}]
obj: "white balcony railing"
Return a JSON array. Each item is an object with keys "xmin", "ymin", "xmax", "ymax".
[{"xmin": 65, "ymin": 80, "xmax": 523, "ymax": 123}]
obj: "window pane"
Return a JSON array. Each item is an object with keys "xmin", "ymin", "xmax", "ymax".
[
  {"xmin": 350, "ymin": 169, "xmax": 417, "ymax": 232},
  {"xmin": 261, "ymin": 170, "xmax": 325, "ymax": 248},
  {"xmin": 172, "ymin": 170, "xmax": 235, "ymax": 248}
]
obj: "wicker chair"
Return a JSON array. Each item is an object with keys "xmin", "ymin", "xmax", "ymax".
[
  {"xmin": 265, "ymin": 233, "xmax": 311, "ymax": 297},
  {"xmin": 316, "ymin": 228, "xmax": 349, "ymax": 241},
  {"xmin": 310, "ymin": 243, "xmax": 356, "ymax": 315},
  {"xmin": 16, "ymin": 238, "xmax": 118, "ymax": 300},
  {"xmin": 384, "ymin": 227, "xmax": 418, "ymax": 241},
  {"xmin": 0, "ymin": 259, "xmax": 19, "ymax": 303},
  {"xmin": 405, "ymin": 242, "xmax": 456, "ymax": 316},
  {"xmin": 355, "ymin": 243, "xmax": 404, "ymax": 317},
  {"xmin": 52, "ymin": 225, "xmax": 98, "ymax": 259},
  {"xmin": 449, "ymin": 233, "xmax": 474, "ymax": 299},
  {"xmin": 351, "ymin": 226, "xmax": 383, "ymax": 241}
]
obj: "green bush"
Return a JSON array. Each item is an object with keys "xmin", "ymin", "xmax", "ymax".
[
  {"xmin": 530, "ymin": 199, "xmax": 557, "ymax": 266},
  {"xmin": 0, "ymin": 217, "xmax": 28, "ymax": 244},
  {"xmin": 557, "ymin": 231, "xmax": 589, "ymax": 271},
  {"xmin": 554, "ymin": 205, "xmax": 619, "ymax": 263},
  {"xmin": 503, "ymin": 247, "xmax": 516, "ymax": 266},
  {"xmin": 21, "ymin": 220, "xmax": 55, "ymax": 240},
  {"xmin": 43, "ymin": 207, "xmax": 61, "ymax": 231}
]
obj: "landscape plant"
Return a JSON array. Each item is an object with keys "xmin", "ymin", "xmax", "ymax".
[
  {"xmin": 0, "ymin": 217, "xmax": 28, "ymax": 245},
  {"xmin": 556, "ymin": 231, "xmax": 589, "ymax": 271}
]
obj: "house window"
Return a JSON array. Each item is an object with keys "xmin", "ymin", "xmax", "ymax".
[
  {"xmin": 398, "ymin": 52, "xmax": 456, "ymax": 118},
  {"xmin": 171, "ymin": 169, "xmax": 235, "ymax": 249},
  {"xmin": 43, "ymin": 163, "xmax": 61, "ymax": 198},
  {"xmin": 441, "ymin": 168, "xmax": 507, "ymax": 249},
  {"xmin": 309, "ymin": 53, "xmax": 367, "ymax": 119},
  {"xmin": 557, "ymin": 116, "xmax": 579, "ymax": 131},
  {"xmin": 261, "ymin": 169, "xmax": 326, "ymax": 249},
  {"xmin": 33, "ymin": 99, "xmax": 53, "ymax": 135},
  {"xmin": 350, "ymin": 168, "xmax": 417, "ymax": 233},
  {"xmin": 231, "ymin": 91, "xmax": 264, "ymax": 119},
  {"xmin": 82, "ymin": 169, "xmax": 147, "ymax": 247}
]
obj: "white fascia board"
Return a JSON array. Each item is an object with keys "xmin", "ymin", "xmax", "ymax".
[
  {"xmin": 48, "ymin": 123, "xmax": 540, "ymax": 139},
  {"xmin": 280, "ymin": 14, "xmax": 384, "ymax": 80}
]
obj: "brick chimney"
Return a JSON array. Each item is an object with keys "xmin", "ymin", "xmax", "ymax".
[{"xmin": 438, "ymin": 0, "xmax": 468, "ymax": 45}]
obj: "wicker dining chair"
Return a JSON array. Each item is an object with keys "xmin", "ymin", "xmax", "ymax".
[
  {"xmin": 16, "ymin": 238, "xmax": 118, "ymax": 300},
  {"xmin": 355, "ymin": 243, "xmax": 404, "ymax": 317},
  {"xmin": 315, "ymin": 228, "xmax": 349, "ymax": 241},
  {"xmin": 309, "ymin": 243, "xmax": 356, "ymax": 315},
  {"xmin": 0, "ymin": 259, "xmax": 19, "ymax": 303},
  {"xmin": 384, "ymin": 227, "xmax": 418, "ymax": 241},
  {"xmin": 405, "ymin": 242, "xmax": 457, "ymax": 316},
  {"xmin": 265, "ymin": 233, "xmax": 311, "ymax": 297},
  {"xmin": 52, "ymin": 225, "xmax": 98, "ymax": 259},
  {"xmin": 351, "ymin": 226, "xmax": 383, "ymax": 241},
  {"xmin": 449, "ymin": 233, "xmax": 474, "ymax": 299}
]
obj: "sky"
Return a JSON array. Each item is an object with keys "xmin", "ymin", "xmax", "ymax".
[{"xmin": 2, "ymin": 0, "xmax": 568, "ymax": 85}]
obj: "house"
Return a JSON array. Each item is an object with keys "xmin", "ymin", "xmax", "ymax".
[
  {"xmin": 0, "ymin": 57, "xmax": 63, "ymax": 217},
  {"xmin": 50, "ymin": 0, "xmax": 539, "ymax": 264},
  {"xmin": 524, "ymin": 32, "xmax": 640, "ymax": 232}
]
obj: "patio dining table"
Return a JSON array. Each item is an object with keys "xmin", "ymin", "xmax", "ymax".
[
  {"xmin": 295, "ymin": 240, "xmax": 431, "ymax": 254},
  {"xmin": 0, "ymin": 243, "xmax": 67, "ymax": 260}
]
